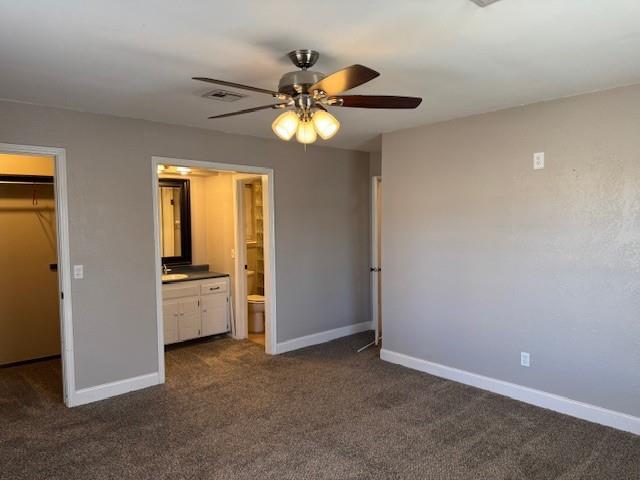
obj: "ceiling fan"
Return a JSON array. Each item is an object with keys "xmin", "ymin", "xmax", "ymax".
[{"xmin": 193, "ymin": 49, "xmax": 422, "ymax": 145}]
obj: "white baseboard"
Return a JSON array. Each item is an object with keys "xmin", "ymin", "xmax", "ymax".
[
  {"xmin": 380, "ymin": 349, "xmax": 640, "ymax": 436},
  {"xmin": 275, "ymin": 321, "xmax": 372, "ymax": 354},
  {"xmin": 70, "ymin": 372, "xmax": 161, "ymax": 407}
]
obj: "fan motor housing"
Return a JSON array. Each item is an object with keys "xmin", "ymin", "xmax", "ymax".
[{"xmin": 278, "ymin": 70, "xmax": 325, "ymax": 96}]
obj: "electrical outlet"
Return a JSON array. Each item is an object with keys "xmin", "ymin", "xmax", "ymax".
[
  {"xmin": 73, "ymin": 264, "xmax": 84, "ymax": 279},
  {"xmin": 533, "ymin": 152, "xmax": 545, "ymax": 170},
  {"xmin": 521, "ymin": 352, "xmax": 531, "ymax": 367}
]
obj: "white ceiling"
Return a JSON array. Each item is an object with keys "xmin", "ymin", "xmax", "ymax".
[{"xmin": 1, "ymin": 0, "xmax": 640, "ymax": 151}]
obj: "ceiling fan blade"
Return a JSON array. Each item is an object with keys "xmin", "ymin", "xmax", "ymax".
[
  {"xmin": 331, "ymin": 95, "xmax": 422, "ymax": 109},
  {"xmin": 309, "ymin": 65, "xmax": 379, "ymax": 96},
  {"xmin": 208, "ymin": 103, "xmax": 288, "ymax": 119},
  {"xmin": 193, "ymin": 77, "xmax": 284, "ymax": 97}
]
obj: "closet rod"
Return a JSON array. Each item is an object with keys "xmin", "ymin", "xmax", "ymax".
[{"xmin": 0, "ymin": 174, "xmax": 54, "ymax": 185}]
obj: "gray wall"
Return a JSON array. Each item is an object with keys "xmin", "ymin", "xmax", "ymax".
[
  {"xmin": 0, "ymin": 100, "xmax": 370, "ymax": 389},
  {"xmin": 369, "ymin": 151, "xmax": 381, "ymax": 178},
  {"xmin": 382, "ymin": 84, "xmax": 640, "ymax": 417}
]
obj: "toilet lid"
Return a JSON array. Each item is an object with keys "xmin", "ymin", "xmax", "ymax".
[{"xmin": 248, "ymin": 294, "xmax": 265, "ymax": 303}]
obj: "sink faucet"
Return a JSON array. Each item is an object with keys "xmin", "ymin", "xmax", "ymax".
[{"xmin": 162, "ymin": 264, "xmax": 172, "ymax": 274}]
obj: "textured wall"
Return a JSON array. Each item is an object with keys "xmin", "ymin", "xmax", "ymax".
[
  {"xmin": 0, "ymin": 100, "xmax": 370, "ymax": 389},
  {"xmin": 204, "ymin": 174, "xmax": 236, "ymax": 294},
  {"xmin": 369, "ymin": 151, "xmax": 381, "ymax": 178},
  {"xmin": 382, "ymin": 84, "xmax": 640, "ymax": 417}
]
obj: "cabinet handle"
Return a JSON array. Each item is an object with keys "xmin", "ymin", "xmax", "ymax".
[{"xmin": 209, "ymin": 286, "xmax": 220, "ymax": 291}]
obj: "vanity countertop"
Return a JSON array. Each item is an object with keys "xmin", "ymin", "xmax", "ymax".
[{"xmin": 162, "ymin": 271, "xmax": 229, "ymax": 285}]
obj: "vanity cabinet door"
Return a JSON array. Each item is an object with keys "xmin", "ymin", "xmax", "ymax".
[
  {"xmin": 201, "ymin": 293, "xmax": 228, "ymax": 336},
  {"xmin": 178, "ymin": 296, "xmax": 201, "ymax": 341},
  {"xmin": 163, "ymin": 299, "xmax": 179, "ymax": 345}
]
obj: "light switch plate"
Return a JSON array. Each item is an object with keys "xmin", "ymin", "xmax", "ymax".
[
  {"xmin": 533, "ymin": 152, "xmax": 545, "ymax": 170},
  {"xmin": 73, "ymin": 264, "xmax": 84, "ymax": 279},
  {"xmin": 521, "ymin": 352, "xmax": 531, "ymax": 367}
]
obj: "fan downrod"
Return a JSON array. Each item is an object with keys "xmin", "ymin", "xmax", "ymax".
[{"xmin": 288, "ymin": 49, "xmax": 319, "ymax": 70}]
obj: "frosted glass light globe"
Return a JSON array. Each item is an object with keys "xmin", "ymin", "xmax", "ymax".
[
  {"xmin": 312, "ymin": 110, "xmax": 340, "ymax": 140},
  {"xmin": 296, "ymin": 120, "xmax": 317, "ymax": 144},
  {"xmin": 271, "ymin": 111, "xmax": 299, "ymax": 141}
]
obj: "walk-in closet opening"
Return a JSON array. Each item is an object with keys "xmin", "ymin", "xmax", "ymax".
[{"xmin": 0, "ymin": 153, "xmax": 60, "ymax": 367}]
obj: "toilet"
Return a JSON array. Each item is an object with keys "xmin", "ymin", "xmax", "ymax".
[{"xmin": 247, "ymin": 295, "xmax": 265, "ymax": 333}]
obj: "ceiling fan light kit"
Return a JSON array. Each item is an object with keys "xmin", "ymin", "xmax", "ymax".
[
  {"xmin": 194, "ymin": 49, "xmax": 422, "ymax": 146},
  {"xmin": 272, "ymin": 108, "xmax": 340, "ymax": 143}
]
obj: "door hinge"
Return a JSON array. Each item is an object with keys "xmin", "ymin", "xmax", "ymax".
[{"xmin": 60, "ymin": 291, "xmax": 64, "ymax": 300}]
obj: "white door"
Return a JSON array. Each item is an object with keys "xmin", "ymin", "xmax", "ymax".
[
  {"xmin": 163, "ymin": 299, "xmax": 179, "ymax": 345},
  {"xmin": 201, "ymin": 293, "xmax": 228, "ymax": 336},
  {"xmin": 178, "ymin": 296, "xmax": 201, "ymax": 341},
  {"xmin": 234, "ymin": 178, "xmax": 247, "ymax": 339},
  {"xmin": 371, "ymin": 176, "xmax": 382, "ymax": 346},
  {"xmin": 233, "ymin": 177, "xmax": 259, "ymax": 340}
]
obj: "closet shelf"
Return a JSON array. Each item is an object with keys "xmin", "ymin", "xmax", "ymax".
[{"xmin": 0, "ymin": 174, "xmax": 54, "ymax": 185}]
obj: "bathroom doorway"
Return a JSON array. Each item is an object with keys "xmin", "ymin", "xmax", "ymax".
[
  {"xmin": 0, "ymin": 143, "xmax": 74, "ymax": 406},
  {"xmin": 152, "ymin": 157, "xmax": 277, "ymax": 383},
  {"xmin": 236, "ymin": 177, "xmax": 267, "ymax": 347}
]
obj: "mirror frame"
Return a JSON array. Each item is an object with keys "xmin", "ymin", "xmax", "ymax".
[{"xmin": 159, "ymin": 178, "xmax": 192, "ymax": 265}]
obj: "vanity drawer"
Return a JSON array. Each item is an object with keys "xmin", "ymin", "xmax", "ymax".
[
  {"xmin": 201, "ymin": 280, "xmax": 227, "ymax": 295},
  {"xmin": 163, "ymin": 284, "xmax": 200, "ymax": 299}
]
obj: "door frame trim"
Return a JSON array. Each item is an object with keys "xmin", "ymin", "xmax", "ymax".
[
  {"xmin": 151, "ymin": 156, "xmax": 277, "ymax": 383},
  {"xmin": 0, "ymin": 143, "xmax": 76, "ymax": 406}
]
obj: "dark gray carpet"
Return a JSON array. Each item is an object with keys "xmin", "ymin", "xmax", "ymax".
[{"xmin": 1, "ymin": 331, "xmax": 638, "ymax": 479}]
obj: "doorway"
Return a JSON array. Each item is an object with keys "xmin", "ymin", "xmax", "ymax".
[
  {"xmin": 0, "ymin": 143, "xmax": 74, "ymax": 406},
  {"xmin": 235, "ymin": 177, "xmax": 267, "ymax": 347},
  {"xmin": 359, "ymin": 175, "xmax": 382, "ymax": 353},
  {"xmin": 152, "ymin": 157, "xmax": 277, "ymax": 383},
  {"xmin": 371, "ymin": 176, "xmax": 382, "ymax": 346}
]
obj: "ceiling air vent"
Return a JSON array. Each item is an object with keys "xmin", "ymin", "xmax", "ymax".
[
  {"xmin": 202, "ymin": 89, "xmax": 246, "ymax": 102},
  {"xmin": 469, "ymin": 0, "xmax": 503, "ymax": 6}
]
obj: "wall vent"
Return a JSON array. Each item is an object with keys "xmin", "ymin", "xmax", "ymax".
[
  {"xmin": 469, "ymin": 0, "xmax": 503, "ymax": 6},
  {"xmin": 202, "ymin": 89, "xmax": 247, "ymax": 102}
]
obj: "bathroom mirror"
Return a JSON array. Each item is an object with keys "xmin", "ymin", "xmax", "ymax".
[{"xmin": 158, "ymin": 178, "xmax": 192, "ymax": 265}]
